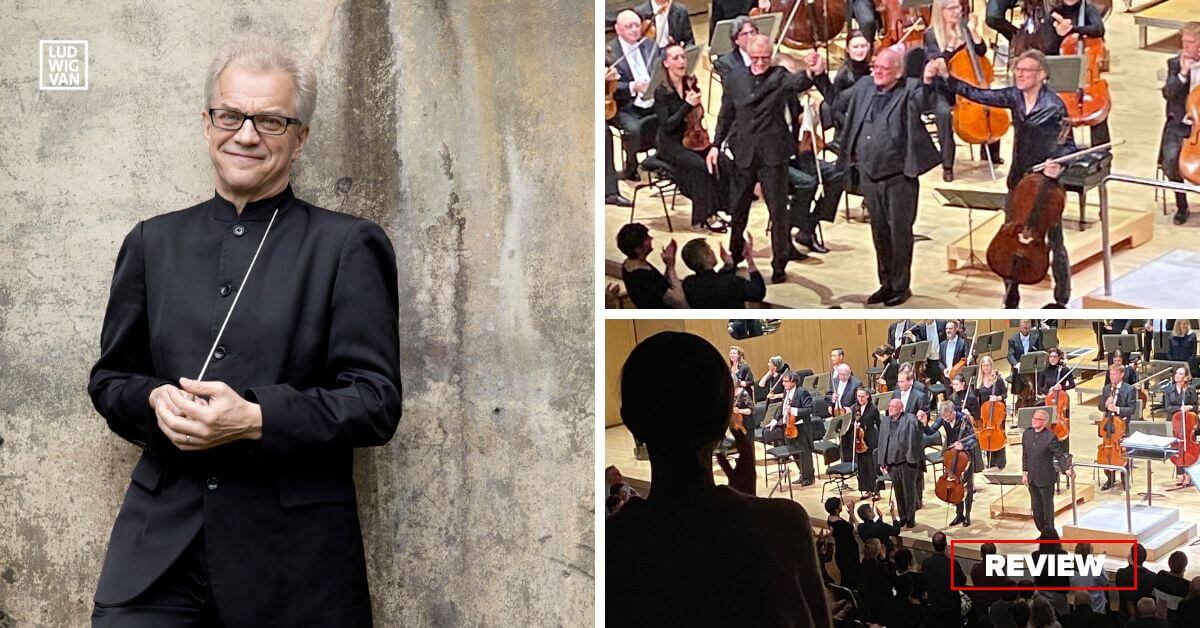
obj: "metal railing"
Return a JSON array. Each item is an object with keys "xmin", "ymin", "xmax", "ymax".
[
  {"xmin": 1098, "ymin": 174, "xmax": 1200, "ymax": 297},
  {"xmin": 1068, "ymin": 462, "xmax": 1132, "ymax": 532}
]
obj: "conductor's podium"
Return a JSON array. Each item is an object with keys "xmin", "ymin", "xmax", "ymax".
[{"xmin": 1061, "ymin": 501, "xmax": 1197, "ymax": 561}]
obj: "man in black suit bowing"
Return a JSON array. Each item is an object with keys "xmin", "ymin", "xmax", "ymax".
[
  {"xmin": 636, "ymin": 0, "xmax": 696, "ymax": 48},
  {"xmin": 1007, "ymin": 319, "xmax": 1043, "ymax": 402},
  {"xmin": 1022, "ymin": 409, "xmax": 1075, "ymax": 534},
  {"xmin": 708, "ymin": 34, "xmax": 830, "ymax": 283},
  {"xmin": 838, "ymin": 47, "xmax": 941, "ymax": 306},
  {"xmin": 609, "ymin": 10, "xmax": 660, "ymax": 179}
]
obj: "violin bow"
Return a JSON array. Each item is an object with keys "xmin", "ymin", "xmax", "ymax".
[
  {"xmin": 1031, "ymin": 141, "xmax": 1123, "ymax": 172},
  {"xmin": 772, "ymin": 1, "xmax": 807, "ymax": 58}
]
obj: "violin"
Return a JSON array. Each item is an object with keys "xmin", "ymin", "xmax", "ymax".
[
  {"xmin": 605, "ymin": 71, "xmax": 618, "ymax": 121},
  {"xmin": 854, "ymin": 405, "xmax": 869, "ymax": 454},
  {"xmin": 948, "ymin": 17, "xmax": 1012, "ymax": 146},
  {"xmin": 978, "ymin": 398, "xmax": 1008, "ymax": 452},
  {"xmin": 681, "ymin": 75, "xmax": 712, "ymax": 151},
  {"xmin": 987, "ymin": 136, "xmax": 1112, "ymax": 285},
  {"xmin": 1181, "ymin": 83, "xmax": 1200, "ymax": 185},
  {"xmin": 753, "ymin": 0, "xmax": 846, "ymax": 49},
  {"xmin": 1057, "ymin": 0, "xmax": 1111, "ymax": 128},
  {"xmin": 1096, "ymin": 400, "xmax": 1127, "ymax": 467},
  {"xmin": 936, "ymin": 444, "xmax": 972, "ymax": 505},
  {"xmin": 640, "ymin": 0, "xmax": 670, "ymax": 43},
  {"xmin": 784, "ymin": 403, "xmax": 799, "ymax": 439},
  {"xmin": 731, "ymin": 409, "xmax": 747, "ymax": 434}
]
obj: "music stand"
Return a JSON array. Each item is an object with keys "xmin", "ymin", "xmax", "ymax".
[
  {"xmin": 1042, "ymin": 328, "xmax": 1059, "ymax": 350},
  {"xmin": 1102, "ymin": 334, "xmax": 1140, "ymax": 359},
  {"xmin": 983, "ymin": 471, "xmax": 1025, "ymax": 518},
  {"xmin": 1151, "ymin": 331, "xmax": 1171, "ymax": 358},
  {"xmin": 937, "ymin": 189, "xmax": 1007, "ymax": 275},
  {"xmin": 1127, "ymin": 421, "xmax": 1174, "ymax": 503},
  {"xmin": 975, "ymin": 331, "xmax": 1005, "ymax": 358},
  {"xmin": 957, "ymin": 365, "xmax": 979, "ymax": 384},
  {"xmin": 872, "ymin": 390, "xmax": 893, "ymax": 410},
  {"xmin": 1043, "ymin": 56, "xmax": 1086, "ymax": 95},
  {"xmin": 1019, "ymin": 351, "xmax": 1048, "ymax": 398},
  {"xmin": 897, "ymin": 341, "xmax": 930, "ymax": 369}
]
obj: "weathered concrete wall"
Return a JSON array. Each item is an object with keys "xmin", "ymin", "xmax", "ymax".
[{"xmin": 0, "ymin": 1, "xmax": 593, "ymax": 625}]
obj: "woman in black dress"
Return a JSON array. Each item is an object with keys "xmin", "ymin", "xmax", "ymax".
[
  {"xmin": 825, "ymin": 497, "xmax": 861, "ymax": 589},
  {"xmin": 873, "ymin": 344, "xmax": 898, "ymax": 393},
  {"xmin": 1169, "ymin": 319, "xmax": 1199, "ymax": 375},
  {"xmin": 924, "ymin": 0, "xmax": 1001, "ymax": 182},
  {"xmin": 974, "ymin": 355, "xmax": 1009, "ymax": 469},
  {"xmin": 654, "ymin": 44, "xmax": 730, "ymax": 233},
  {"xmin": 841, "ymin": 387, "xmax": 880, "ymax": 498},
  {"xmin": 616, "ymin": 222, "xmax": 686, "ymax": 308}
]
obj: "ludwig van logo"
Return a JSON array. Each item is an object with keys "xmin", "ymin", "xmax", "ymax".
[
  {"xmin": 39, "ymin": 40, "xmax": 89, "ymax": 90},
  {"xmin": 950, "ymin": 539, "xmax": 1139, "ymax": 591}
]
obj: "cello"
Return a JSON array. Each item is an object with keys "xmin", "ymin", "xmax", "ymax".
[
  {"xmin": 1045, "ymin": 354, "xmax": 1085, "ymax": 441},
  {"xmin": 1169, "ymin": 382, "xmax": 1199, "ymax": 468},
  {"xmin": 936, "ymin": 444, "xmax": 972, "ymax": 505},
  {"xmin": 948, "ymin": 16, "xmax": 1011, "ymax": 147},
  {"xmin": 986, "ymin": 140, "xmax": 1113, "ymax": 285},
  {"xmin": 876, "ymin": 0, "xmax": 931, "ymax": 49},
  {"xmin": 1056, "ymin": 0, "xmax": 1111, "ymax": 129},
  {"xmin": 978, "ymin": 397, "xmax": 1007, "ymax": 453},
  {"xmin": 1181, "ymin": 83, "xmax": 1200, "ymax": 185}
]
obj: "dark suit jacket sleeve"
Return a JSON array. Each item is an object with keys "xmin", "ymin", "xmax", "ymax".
[
  {"xmin": 675, "ymin": 5, "xmax": 695, "ymax": 46},
  {"xmin": 1115, "ymin": 386, "xmax": 1137, "ymax": 419},
  {"xmin": 247, "ymin": 221, "xmax": 403, "ymax": 456},
  {"xmin": 1164, "ymin": 57, "xmax": 1187, "ymax": 101},
  {"xmin": 713, "ymin": 79, "xmax": 736, "ymax": 148},
  {"xmin": 1007, "ymin": 336, "xmax": 1020, "ymax": 367},
  {"xmin": 89, "ymin": 222, "xmax": 177, "ymax": 454},
  {"xmin": 796, "ymin": 388, "xmax": 813, "ymax": 420}
]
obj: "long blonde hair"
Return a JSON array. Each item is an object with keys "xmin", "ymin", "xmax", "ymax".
[{"xmin": 931, "ymin": 0, "xmax": 960, "ymax": 52}]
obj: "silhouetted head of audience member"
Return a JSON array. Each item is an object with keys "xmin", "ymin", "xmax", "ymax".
[
  {"xmin": 825, "ymin": 497, "xmax": 843, "ymax": 517},
  {"xmin": 621, "ymin": 331, "xmax": 733, "ymax": 487},
  {"xmin": 856, "ymin": 502, "xmax": 874, "ymax": 522},
  {"xmin": 1071, "ymin": 590, "xmax": 1090, "ymax": 607},
  {"xmin": 681, "ymin": 238, "xmax": 717, "ymax": 273},
  {"xmin": 1017, "ymin": 579, "xmax": 1035, "ymax": 600},
  {"xmin": 616, "ymin": 222, "xmax": 653, "ymax": 262},
  {"xmin": 1169, "ymin": 550, "xmax": 1188, "ymax": 575},
  {"xmin": 1030, "ymin": 597, "xmax": 1055, "ymax": 628},
  {"xmin": 1136, "ymin": 596, "xmax": 1156, "ymax": 618},
  {"xmin": 1130, "ymin": 543, "xmax": 1148, "ymax": 568},
  {"xmin": 1011, "ymin": 599, "xmax": 1031, "ymax": 626},
  {"xmin": 981, "ymin": 542, "xmax": 997, "ymax": 560},
  {"xmin": 932, "ymin": 531, "xmax": 947, "ymax": 553},
  {"xmin": 606, "ymin": 494, "xmax": 623, "ymax": 515},
  {"xmin": 864, "ymin": 538, "xmax": 884, "ymax": 561},
  {"xmin": 1075, "ymin": 542, "xmax": 1092, "ymax": 557},
  {"xmin": 894, "ymin": 547, "xmax": 913, "ymax": 572}
]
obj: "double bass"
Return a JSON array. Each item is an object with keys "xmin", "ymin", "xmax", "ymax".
[
  {"xmin": 948, "ymin": 16, "xmax": 1011, "ymax": 146},
  {"xmin": 1056, "ymin": 0, "xmax": 1111, "ymax": 128},
  {"xmin": 876, "ymin": 0, "xmax": 932, "ymax": 49},
  {"xmin": 1181, "ymin": 84, "xmax": 1200, "ymax": 185}
]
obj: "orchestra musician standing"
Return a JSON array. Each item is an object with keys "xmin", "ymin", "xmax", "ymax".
[
  {"xmin": 709, "ymin": 35, "xmax": 830, "ymax": 283},
  {"xmin": 873, "ymin": 344, "xmax": 899, "ymax": 392},
  {"xmin": 1168, "ymin": 319, "xmax": 1199, "ymax": 376},
  {"xmin": 1162, "ymin": 365, "xmax": 1198, "ymax": 488},
  {"xmin": 846, "ymin": 387, "xmax": 881, "ymax": 499},
  {"xmin": 829, "ymin": 363, "xmax": 862, "ymax": 413},
  {"xmin": 609, "ymin": 11, "xmax": 661, "ymax": 180},
  {"xmin": 765, "ymin": 370, "xmax": 817, "ymax": 486},
  {"xmin": 925, "ymin": 0, "xmax": 1003, "ymax": 182},
  {"xmin": 709, "ymin": 0, "xmax": 772, "ymax": 44},
  {"xmin": 931, "ymin": 51, "xmax": 1077, "ymax": 308},
  {"xmin": 1099, "ymin": 362, "xmax": 1138, "ymax": 491},
  {"xmin": 974, "ymin": 355, "xmax": 1009, "ymax": 470},
  {"xmin": 1044, "ymin": 0, "xmax": 1110, "ymax": 147},
  {"xmin": 757, "ymin": 355, "xmax": 788, "ymax": 424},
  {"xmin": 1007, "ymin": 319, "xmax": 1044, "ymax": 401},
  {"xmin": 893, "ymin": 363, "xmax": 931, "ymax": 506},
  {"xmin": 877, "ymin": 398, "xmax": 925, "ymax": 528},
  {"xmin": 839, "ymin": 48, "xmax": 941, "ymax": 306},
  {"xmin": 923, "ymin": 400, "xmax": 982, "ymax": 526},
  {"xmin": 1022, "ymin": 409, "xmax": 1076, "ymax": 535},
  {"xmin": 932, "ymin": 320, "xmax": 969, "ymax": 393},
  {"xmin": 713, "ymin": 16, "xmax": 759, "ymax": 79},
  {"xmin": 1160, "ymin": 22, "xmax": 1200, "ymax": 225},
  {"xmin": 1038, "ymin": 347, "xmax": 1076, "ymax": 449},
  {"xmin": 730, "ymin": 345, "xmax": 755, "ymax": 398},
  {"xmin": 635, "ymin": 0, "xmax": 696, "ymax": 48},
  {"xmin": 655, "ymin": 43, "xmax": 732, "ymax": 233}
]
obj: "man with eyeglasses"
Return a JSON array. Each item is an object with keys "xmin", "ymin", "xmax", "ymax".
[
  {"xmin": 709, "ymin": 0, "xmax": 772, "ymax": 45},
  {"xmin": 712, "ymin": 14, "xmax": 761, "ymax": 79},
  {"xmin": 708, "ymin": 34, "xmax": 830, "ymax": 284},
  {"xmin": 930, "ymin": 50, "xmax": 1078, "ymax": 308},
  {"xmin": 836, "ymin": 47, "xmax": 941, "ymax": 307},
  {"xmin": 88, "ymin": 42, "xmax": 401, "ymax": 626}
]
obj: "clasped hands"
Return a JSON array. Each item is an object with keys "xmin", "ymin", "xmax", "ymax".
[{"xmin": 150, "ymin": 378, "xmax": 263, "ymax": 451}]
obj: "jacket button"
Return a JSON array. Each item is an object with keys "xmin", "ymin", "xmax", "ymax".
[
  {"xmin": 219, "ymin": 282, "xmax": 232, "ymax": 297},
  {"xmin": 213, "ymin": 346, "xmax": 226, "ymax": 360},
  {"xmin": 206, "ymin": 477, "xmax": 218, "ymax": 491},
  {"xmin": 232, "ymin": 224, "xmax": 246, "ymax": 237}
]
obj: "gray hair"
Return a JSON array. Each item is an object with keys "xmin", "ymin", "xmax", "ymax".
[
  {"xmin": 204, "ymin": 41, "xmax": 319, "ymax": 127},
  {"xmin": 769, "ymin": 356, "xmax": 784, "ymax": 370},
  {"xmin": 729, "ymin": 16, "xmax": 759, "ymax": 45},
  {"xmin": 938, "ymin": 400, "xmax": 955, "ymax": 416}
]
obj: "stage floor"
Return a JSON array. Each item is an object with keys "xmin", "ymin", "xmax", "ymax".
[
  {"xmin": 604, "ymin": 328, "xmax": 1200, "ymax": 572},
  {"xmin": 604, "ymin": 8, "xmax": 1200, "ymax": 309}
]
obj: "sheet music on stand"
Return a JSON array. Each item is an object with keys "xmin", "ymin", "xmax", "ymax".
[{"xmin": 1122, "ymin": 432, "xmax": 1177, "ymax": 450}]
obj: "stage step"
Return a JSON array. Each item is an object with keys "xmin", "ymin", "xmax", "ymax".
[
  {"xmin": 1141, "ymin": 521, "xmax": 1197, "ymax": 562},
  {"xmin": 1060, "ymin": 502, "xmax": 1195, "ymax": 560},
  {"xmin": 989, "ymin": 482, "xmax": 1095, "ymax": 518}
]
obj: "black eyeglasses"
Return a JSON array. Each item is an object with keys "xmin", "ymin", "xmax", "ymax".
[{"xmin": 208, "ymin": 108, "xmax": 301, "ymax": 136}]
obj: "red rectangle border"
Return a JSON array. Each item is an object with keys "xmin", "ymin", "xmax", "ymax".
[{"xmin": 949, "ymin": 538, "xmax": 1139, "ymax": 591}]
